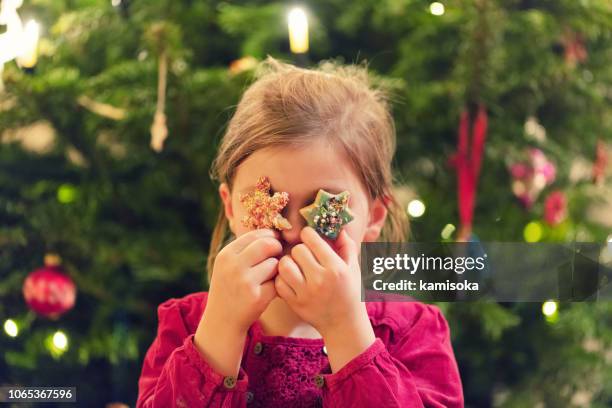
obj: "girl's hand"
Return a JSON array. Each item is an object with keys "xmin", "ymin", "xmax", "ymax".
[
  {"xmin": 194, "ymin": 229, "xmax": 281, "ymax": 376},
  {"xmin": 274, "ymin": 227, "xmax": 375, "ymax": 372},
  {"xmin": 206, "ymin": 228, "xmax": 282, "ymax": 333}
]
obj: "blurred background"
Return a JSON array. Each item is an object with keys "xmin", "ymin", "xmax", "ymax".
[{"xmin": 0, "ymin": 0, "xmax": 611, "ymax": 406}]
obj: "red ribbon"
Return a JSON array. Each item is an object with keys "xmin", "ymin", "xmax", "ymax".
[{"xmin": 452, "ymin": 105, "xmax": 488, "ymax": 238}]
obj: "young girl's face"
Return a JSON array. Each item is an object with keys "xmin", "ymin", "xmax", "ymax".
[{"xmin": 219, "ymin": 139, "xmax": 388, "ymax": 254}]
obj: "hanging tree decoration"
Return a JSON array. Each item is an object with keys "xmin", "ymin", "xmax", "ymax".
[
  {"xmin": 150, "ymin": 46, "xmax": 168, "ymax": 152},
  {"xmin": 447, "ymin": 0, "xmax": 496, "ymax": 242},
  {"xmin": 145, "ymin": 22, "xmax": 180, "ymax": 153},
  {"xmin": 449, "ymin": 105, "xmax": 488, "ymax": 242},
  {"xmin": 22, "ymin": 253, "xmax": 77, "ymax": 319},
  {"xmin": 77, "ymin": 95, "xmax": 127, "ymax": 121}
]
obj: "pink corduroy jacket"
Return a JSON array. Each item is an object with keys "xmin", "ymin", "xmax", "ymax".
[{"xmin": 137, "ymin": 291, "xmax": 463, "ymax": 407}]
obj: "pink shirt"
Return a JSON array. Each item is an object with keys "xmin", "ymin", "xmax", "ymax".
[{"xmin": 137, "ymin": 291, "xmax": 463, "ymax": 407}]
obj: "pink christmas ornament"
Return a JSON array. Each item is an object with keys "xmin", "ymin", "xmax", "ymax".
[
  {"xmin": 509, "ymin": 148, "xmax": 556, "ymax": 208},
  {"xmin": 544, "ymin": 190, "xmax": 568, "ymax": 226}
]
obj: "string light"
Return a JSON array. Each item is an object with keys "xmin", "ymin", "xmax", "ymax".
[
  {"xmin": 542, "ymin": 300, "xmax": 558, "ymax": 323},
  {"xmin": 523, "ymin": 221, "xmax": 543, "ymax": 242},
  {"xmin": 430, "ymin": 2, "xmax": 445, "ymax": 16},
  {"xmin": 57, "ymin": 184, "xmax": 77, "ymax": 204},
  {"xmin": 3, "ymin": 319, "xmax": 18, "ymax": 337},
  {"xmin": 53, "ymin": 330, "xmax": 68, "ymax": 350},
  {"xmin": 0, "ymin": 0, "xmax": 40, "ymax": 89},
  {"xmin": 46, "ymin": 330, "xmax": 69, "ymax": 357},
  {"xmin": 288, "ymin": 7, "xmax": 309, "ymax": 54},
  {"xmin": 407, "ymin": 199, "xmax": 426, "ymax": 218},
  {"xmin": 16, "ymin": 19, "xmax": 39, "ymax": 69},
  {"xmin": 542, "ymin": 300, "xmax": 557, "ymax": 316},
  {"xmin": 441, "ymin": 223, "xmax": 456, "ymax": 240},
  {"xmin": 0, "ymin": 0, "xmax": 24, "ymax": 67}
]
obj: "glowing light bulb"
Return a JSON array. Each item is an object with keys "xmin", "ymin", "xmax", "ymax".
[
  {"xmin": 288, "ymin": 7, "xmax": 309, "ymax": 54},
  {"xmin": 523, "ymin": 221, "xmax": 543, "ymax": 242},
  {"xmin": 542, "ymin": 300, "xmax": 558, "ymax": 317},
  {"xmin": 57, "ymin": 184, "xmax": 77, "ymax": 204},
  {"xmin": 441, "ymin": 223, "xmax": 456, "ymax": 240},
  {"xmin": 16, "ymin": 19, "xmax": 39, "ymax": 68},
  {"xmin": 4, "ymin": 319, "xmax": 18, "ymax": 337},
  {"xmin": 407, "ymin": 199, "xmax": 426, "ymax": 218},
  {"xmin": 430, "ymin": 2, "xmax": 445, "ymax": 16},
  {"xmin": 52, "ymin": 330, "xmax": 68, "ymax": 351}
]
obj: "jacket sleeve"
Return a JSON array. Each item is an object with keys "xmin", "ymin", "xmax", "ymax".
[
  {"xmin": 137, "ymin": 298, "xmax": 249, "ymax": 408},
  {"xmin": 320, "ymin": 305, "xmax": 463, "ymax": 408}
]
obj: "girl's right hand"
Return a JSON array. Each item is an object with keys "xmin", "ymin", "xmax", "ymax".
[
  {"xmin": 204, "ymin": 228, "xmax": 282, "ymax": 334},
  {"xmin": 194, "ymin": 229, "xmax": 282, "ymax": 376}
]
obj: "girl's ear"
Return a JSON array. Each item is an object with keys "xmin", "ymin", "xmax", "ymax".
[
  {"xmin": 219, "ymin": 183, "xmax": 236, "ymax": 234},
  {"xmin": 363, "ymin": 197, "xmax": 388, "ymax": 242}
]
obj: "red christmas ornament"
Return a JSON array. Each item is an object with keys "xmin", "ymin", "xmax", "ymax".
[{"xmin": 23, "ymin": 254, "xmax": 77, "ymax": 319}]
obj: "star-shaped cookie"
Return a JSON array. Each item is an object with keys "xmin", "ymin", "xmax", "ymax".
[
  {"xmin": 299, "ymin": 190, "xmax": 354, "ymax": 240},
  {"xmin": 240, "ymin": 176, "xmax": 292, "ymax": 230}
]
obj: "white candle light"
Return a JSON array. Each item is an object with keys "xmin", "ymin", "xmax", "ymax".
[
  {"xmin": 16, "ymin": 19, "xmax": 39, "ymax": 68},
  {"xmin": 288, "ymin": 7, "xmax": 308, "ymax": 54}
]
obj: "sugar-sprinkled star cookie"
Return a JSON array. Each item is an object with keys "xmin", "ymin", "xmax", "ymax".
[
  {"xmin": 240, "ymin": 176, "xmax": 292, "ymax": 230},
  {"xmin": 299, "ymin": 190, "xmax": 354, "ymax": 240}
]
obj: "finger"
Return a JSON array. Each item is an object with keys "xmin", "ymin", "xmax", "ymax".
[
  {"xmin": 300, "ymin": 226, "xmax": 340, "ymax": 268},
  {"xmin": 278, "ymin": 255, "xmax": 306, "ymax": 291},
  {"xmin": 250, "ymin": 257, "xmax": 279, "ymax": 283},
  {"xmin": 335, "ymin": 229, "xmax": 357, "ymax": 264},
  {"xmin": 290, "ymin": 243, "xmax": 323, "ymax": 281},
  {"xmin": 274, "ymin": 275, "xmax": 297, "ymax": 302},
  {"xmin": 260, "ymin": 280, "xmax": 277, "ymax": 304},
  {"xmin": 228, "ymin": 229, "xmax": 279, "ymax": 253},
  {"xmin": 241, "ymin": 237, "xmax": 283, "ymax": 266}
]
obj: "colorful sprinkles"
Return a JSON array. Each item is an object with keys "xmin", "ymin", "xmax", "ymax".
[
  {"xmin": 240, "ymin": 176, "xmax": 292, "ymax": 230},
  {"xmin": 299, "ymin": 190, "xmax": 354, "ymax": 240}
]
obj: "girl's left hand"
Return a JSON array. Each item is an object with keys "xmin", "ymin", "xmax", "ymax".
[{"xmin": 274, "ymin": 227, "xmax": 375, "ymax": 371}]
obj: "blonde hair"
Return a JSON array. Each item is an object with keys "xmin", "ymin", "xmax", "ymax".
[{"xmin": 207, "ymin": 57, "xmax": 408, "ymax": 281}]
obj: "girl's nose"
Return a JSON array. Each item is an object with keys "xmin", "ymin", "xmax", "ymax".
[{"xmin": 281, "ymin": 207, "xmax": 306, "ymax": 245}]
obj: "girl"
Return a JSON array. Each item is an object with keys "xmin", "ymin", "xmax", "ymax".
[{"xmin": 137, "ymin": 58, "xmax": 463, "ymax": 408}]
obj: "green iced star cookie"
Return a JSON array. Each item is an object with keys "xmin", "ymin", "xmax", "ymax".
[{"xmin": 299, "ymin": 190, "xmax": 354, "ymax": 240}]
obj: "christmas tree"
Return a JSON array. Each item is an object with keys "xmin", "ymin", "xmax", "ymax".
[{"xmin": 1, "ymin": 0, "xmax": 611, "ymax": 406}]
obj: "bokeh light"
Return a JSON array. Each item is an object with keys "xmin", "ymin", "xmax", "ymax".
[
  {"xmin": 407, "ymin": 199, "xmax": 426, "ymax": 218},
  {"xmin": 4, "ymin": 319, "xmax": 19, "ymax": 337}
]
